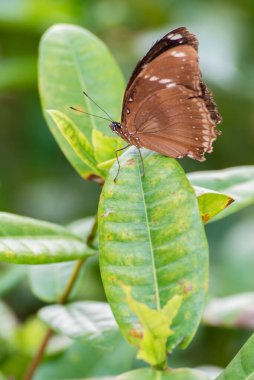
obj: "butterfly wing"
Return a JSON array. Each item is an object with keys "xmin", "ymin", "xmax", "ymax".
[
  {"xmin": 124, "ymin": 27, "xmax": 199, "ymax": 94},
  {"xmin": 121, "ymin": 28, "xmax": 221, "ymax": 160}
]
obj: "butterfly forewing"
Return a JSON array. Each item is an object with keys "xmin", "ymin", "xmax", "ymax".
[{"xmin": 119, "ymin": 27, "xmax": 221, "ymax": 161}]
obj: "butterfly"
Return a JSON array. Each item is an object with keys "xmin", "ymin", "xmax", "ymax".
[{"xmin": 108, "ymin": 27, "xmax": 222, "ymax": 175}]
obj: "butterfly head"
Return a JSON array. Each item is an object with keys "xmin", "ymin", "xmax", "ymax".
[{"xmin": 109, "ymin": 121, "xmax": 122, "ymax": 132}]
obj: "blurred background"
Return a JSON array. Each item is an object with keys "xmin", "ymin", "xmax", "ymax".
[{"xmin": 0, "ymin": 0, "xmax": 254, "ymax": 378}]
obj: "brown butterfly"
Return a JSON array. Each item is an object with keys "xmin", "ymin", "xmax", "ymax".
[
  {"xmin": 108, "ymin": 27, "xmax": 222, "ymax": 178},
  {"xmin": 72, "ymin": 27, "xmax": 222, "ymax": 181}
]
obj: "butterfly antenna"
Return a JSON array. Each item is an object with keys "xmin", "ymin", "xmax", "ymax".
[
  {"xmin": 83, "ymin": 91, "xmax": 114, "ymax": 122},
  {"xmin": 70, "ymin": 107, "xmax": 112, "ymax": 122}
]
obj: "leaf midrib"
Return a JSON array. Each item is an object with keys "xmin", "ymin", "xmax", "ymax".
[
  {"xmin": 67, "ymin": 36, "xmax": 97, "ymax": 135},
  {"xmin": 137, "ymin": 156, "xmax": 160, "ymax": 310}
]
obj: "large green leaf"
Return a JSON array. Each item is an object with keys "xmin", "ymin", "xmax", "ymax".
[
  {"xmin": 216, "ymin": 334, "xmax": 254, "ymax": 379},
  {"xmin": 0, "ymin": 213, "xmax": 94, "ymax": 264},
  {"xmin": 39, "ymin": 301, "xmax": 119, "ymax": 347},
  {"xmin": 188, "ymin": 166, "xmax": 254, "ymax": 221},
  {"xmin": 39, "ymin": 23, "xmax": 125, "ymax": 180},
  {"xmin": 203, "ymin": 293, "xmax": 254, "ymax": 329},
  {"xmin": 99, "ymin": 148, "xmax": 209, "ymax": 357}
]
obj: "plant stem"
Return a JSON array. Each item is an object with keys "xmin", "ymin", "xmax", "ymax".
[
  {"xmin": 22, "ymin": 216, "xmax": 98, "ymax": 380},
  {"xmin": 59, "ymin": 258, "xmax": 84, "ymax": 304},
  {"xmin": 22, "ymin": 330, "xmax": 53, "ymax": 380}
]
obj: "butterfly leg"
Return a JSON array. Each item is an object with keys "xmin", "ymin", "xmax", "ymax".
[
  {"xmin": 137, "ymin": 148, "xmax": 145, "ymax": 178},
  {"xmin": 114, "ymin": 145, "xmax": 130, "ymax": 182}
]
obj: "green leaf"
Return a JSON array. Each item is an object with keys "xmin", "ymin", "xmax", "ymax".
[
  {"xmin": 194, "ymin": 186, "xmax": 234, "ymax": 223},
  {"xmin": 29, "ymin": 261, "xmax": 81, "ymax": 302},
  {"xmin": 67, "ymin": 216, "xmax": 99, "ymax": 250},
  {"xmin": 34, "ymin": 337, "xmax": 137, "ymax": 380},
  {"xmin": 203, "ymin": 292, "xmax": 254, "ymax": 329},
  {"xmin": 99, "ymin": 148, "xmax": 209, "ymax": 353},
  {"xmin": 0, "ymin": 301, "xmax": 17, "ymax": 340},
  {"xmin": 39, "ymin": 301, "xmax": 119, "ymax": 347},
  {"xmin": 84, "ymin": 368, "xmax": 211, "ymax": 380},
  {"xmin": 0, "ymin": 264, "xmax": 27, "ymax": 296},
  {"xmin": 188, "ymin": 166, "xmax": 254, "ymax": 221},
  {"xmin": 67, "ymin": 216, "xmax": 96, "ymax": 240},
  {"xmin": 47, "ymin": 109, "xmax": 104, "ymax": 180},
  {"xmin": 123, "ymin": 285, "xmax": 182, "ymax": 367},
  {"xmin": 0, "ymin": 212, "xmax": 94, "ymax": 264},
  {"xmin": 92, "ymin": 129, "xmax": 123, "ymax": 165},
  {"xmin": 97, "ymin": 158, "xmax": 118, "ymax": 171},
  {"xmin": 216, "ymin": 334, "xmax": 254, "ymax": 379},
  {"xmin": 39, "ymin": 23, "xmax": 125, "ymax": 179}
]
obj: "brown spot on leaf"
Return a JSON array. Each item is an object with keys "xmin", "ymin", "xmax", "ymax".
[
  {"xmin": 128, "ymin": 328, "xmax": 143, "ymax": 340},
  {"xmin": 125, "ymin": 158, "xmax": 136, "ymax": 166},
  {"xmin": 226, "ymin": 196, "xmax": 234, "ymax": 207},
  {"xmin": 202, "ymin": 213, "xmax": 210, "ymax": 223},
  {"xmin": 86, "ymin": 174, "xmax": 104, "ymax": 186},
  {"xmin": 179, "ymin": 279, "xmax": 193, "ymax": 295}
]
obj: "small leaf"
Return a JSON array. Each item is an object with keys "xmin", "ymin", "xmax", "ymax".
[
  {"xmin": 92, "ymin": 129, "xmax": 123, "ymax": 164},
  {"xmin": 0, "ymin": 212, "xmax": 94, "ymax": 264},
  {"xmin": 203, "ymin": 293, "xmax": 254, "ymax": 329},
  {"xmin": 99, "ymin": 148, "xmax": 209, "ymax": 352},
  {"xmin": 47, "ymin": 110, "xmax": 104, "ymax": 180},
  {"xmin": 194, "ymin": 186, "xmax": 234, "ymax": 223},
  {"xmin": 39, "ymin": 301, "xmax": 119, "ymax": 347},
  {"xmin": 123, "ymin": 285, "xmax": 182, "ymax": 367},
  {"xmin": 216, "ymin": 334, "xmax": 254, "ymax": 379},
  {"xmin": 188, "ymin": 166, "xmax": 254, "ymax": 221}
]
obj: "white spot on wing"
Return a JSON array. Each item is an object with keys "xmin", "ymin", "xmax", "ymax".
[
  {"xmin": 166, "ymin": 83, "xmax": 176, "ymax": 88},
  {"xmin": 149, "ymin": 76, "xmax": 159, "ymax": 81},
  {"xmin": 159, "ymin": 78, "xmax": 172, "ymax": 84},
  {"xmin": 171, "ymin": 51, "xmax": 186, "ymax": 58},
  {"xmin": 168, "ymin": 33, "xmax": 183, "ymax": 40}
]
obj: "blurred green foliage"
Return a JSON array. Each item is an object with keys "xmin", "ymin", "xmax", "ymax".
[{"xmin": 1, "ymin": 0, "xmax": 254, "ymax": 378}]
